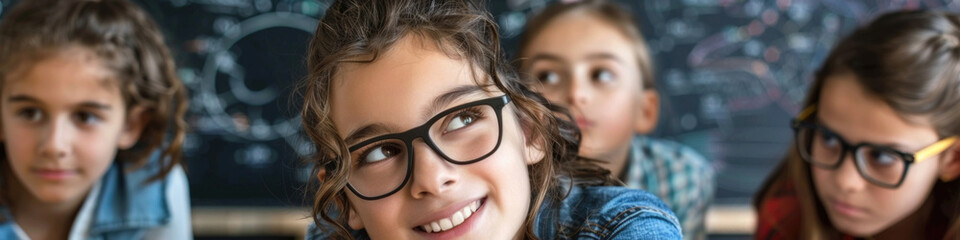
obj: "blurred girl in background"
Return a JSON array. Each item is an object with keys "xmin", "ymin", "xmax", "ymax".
[{"xmin": 0, "ymin": 0, "xmax": 191, "ymax": 239}]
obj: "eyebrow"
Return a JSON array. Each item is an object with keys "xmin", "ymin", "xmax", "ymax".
[
  {"xmin": 7, "ymin": 95, "xmax": 112, "ymax": 110},
  {"xmin": 344, "ymin": 124, "xmax": 393, "ymax": 147},
  {"xmin": 526, "ymin": 53, "xmax": 566, "ymax": 66},
  {"xmin": 525, "ymin": 52, "xmax": 627, "ymax": 66},
  {"xmin": 422, "ymin": 85, "xmax": 483, "ymax": 120},
  {"xmin": 583, "ymin": 52, "xmax": 627, "ymax": 64},
  {"xmin": 816, "ymin": 117, "xmax": 913, "ymax": 151},
  {"xmin": 7, "ymin": 95, "xmax": 38, "ymax": 104},
  {"xmin": 342, "ymin": 85, "xmax": 483, "ymax": 147}
]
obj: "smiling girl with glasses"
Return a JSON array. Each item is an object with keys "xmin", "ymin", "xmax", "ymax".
[
  {"xmin": 300, "ymin": 0, "xmax": 682, "ymax": 239},
  {"xmin": 755, "ymin": 10, "xmax": 960, "ymax": 240}
]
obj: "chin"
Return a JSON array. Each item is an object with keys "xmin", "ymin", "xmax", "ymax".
[
  {"xmin": 32, "ymin": 187, "xmax": 84, "ymax": 204},
  {"xmin": 829, "ymin": 216, "xmax": 884, "ymax": 237}
]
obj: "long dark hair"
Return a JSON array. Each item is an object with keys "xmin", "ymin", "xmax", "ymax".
[{"xmin": 299, "ymin": 0, "xmax": 616, "ymax": 238}]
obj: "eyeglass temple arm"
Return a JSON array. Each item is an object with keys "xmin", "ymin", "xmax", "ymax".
[
  {"xmin": 915, "ymin": 137, "xmax": 958, "ymax": 163},
  {"xmin": 797, "ymin": 106, "xmax": 817, "ymax": 122}
]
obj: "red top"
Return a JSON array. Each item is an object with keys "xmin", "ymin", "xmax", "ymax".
[
  {"xmin": 755, "ymin": 178, "xmax": 953, "ymax": 240},
  {"xmin": 755, "ymin": 178, "xmax": 814, "ymax": 240}
]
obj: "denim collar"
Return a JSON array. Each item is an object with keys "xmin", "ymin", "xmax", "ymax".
[{"xmin": 89, "ymin": 157, "xmax": 170, "ymax": 234}]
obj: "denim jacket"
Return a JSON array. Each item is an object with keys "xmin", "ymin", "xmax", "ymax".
[
  {"xmin": 305, "ymin": 185, "xmax": 682, "ymax": 239},
  {"xmin": 534, "ymin": 185, "xmax": 682, "ymax": 239},
  {"xmin": 0, "ymin": 156, "xmax": 190, "ymax": 240}
]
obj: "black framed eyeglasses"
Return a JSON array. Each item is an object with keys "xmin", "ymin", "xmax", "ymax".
[
  {"xmin": 792, "ymin": 106, "xmax": 957, "ymax": 188},
  {"xmin": 345, "ymin": 95, "xmax": 510, "ymax": 200}
]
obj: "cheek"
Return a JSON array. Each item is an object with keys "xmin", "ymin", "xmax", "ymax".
[
  {"xmin": 74, "ymin": 127, "xmax": 124, "ymax": 177},
  {"xmin": 476, "ymin": 142, "xmax": 532, "ymax": 238},
  {"xmin": 3, "ymin": 124, "xmax": 40, "ymax": 177},
  {"xmin": 350, "ymin": 197, "xmax": 409, "ymax": 237},
  {"xmin": 810, "ymin": 166, "xmax": 831, "ymax": 189},
  {"xmin": 810, "ymin": 166, "xmax": 840, "ymax": 204},
  {"xmin": 579, "ymin": 90, "xmax": 636, "ymax": 151},
  {"xmin": 591, "ymin": 88, "xmax": 635, "ymax": 125},
  {"xmin": 539, "ymin": 88, "xmax": 566, "ymax": 107},
  {"xmin": 876, "ymin": 161, "xmax": 938, "ymax": 213},
  {"xmin": 481, "ymin": 114, "xmax": 533, "ymax": 233}
]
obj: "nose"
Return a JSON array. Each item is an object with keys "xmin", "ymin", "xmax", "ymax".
[
  {"xmin": 39, "ymin": 116, "xmax": 72, "ymax": 160},
  {"xmin": 408, "ymin": 140, "xmax": 460, "ymax": 199},
  {"xmin": 565, "ymin": 67, "xmax": 591, "ymax": 108},
  {"xmin": 833, "ymin": 153, "xmax": 867, "ymax": 193}
]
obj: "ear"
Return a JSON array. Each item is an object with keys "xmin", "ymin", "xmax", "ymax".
[
  {"xmin": 117, "ymin": 106, "xmax": 150, "ymax": 150},
  {"xmin": 316, "ymin": 168, "xmax": 327, "ymax": 182},
  {"xmin": 346, "ymin": 204, "xmax": 365, "ymax": 230},
  {"xmin": 634, "ymin": 90, "xmax": 660, "ymax": 134},
  {"xmin": 524, "ymin": 141, "xmax": 546, "ymax": 165},
  {"xmin": 518, "ymin": 112, "xmax": 545, "ymax": 165},
  {"xmin": 939, "ymin": 142, "xmax": 960, "ymax": 182}
]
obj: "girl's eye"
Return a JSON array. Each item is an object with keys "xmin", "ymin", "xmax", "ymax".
[
  {"xmin": 536, "ymin": 71, "xmax": 560, "ymax": 85},
  {"xmin": 866, "ymin": 149, "xmax": 900, "ymax": 166},
  {"xmin": 17, "ymin": 108, "xmax": 43, "ymax": 122},
  {"xmin": 821, "ymin": 132, "xmax": 841, "ymax": 149},
  {"xmin": 591, "ymin": 68, "xmax": 615, "ymax": 83},
  {"xmin": 75, "ymin": 111, "xmax": 102, "ymax": 125},
  {"xmin": 444, "ymin": 110, "xmax": 481, "ymax": 132},
  {"xmin": 362, "ymin": 145, "xmax": 402, "ymax": 164}
]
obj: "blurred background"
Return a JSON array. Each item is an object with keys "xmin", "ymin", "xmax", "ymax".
[{"xmin": 3, "ymin": 0, "xmax": 960, "ymax": 239}]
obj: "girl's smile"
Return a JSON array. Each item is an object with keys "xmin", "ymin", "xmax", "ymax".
[{"xmin": 415, "ymin": 197, "xmax": 485, "ymax": 238}]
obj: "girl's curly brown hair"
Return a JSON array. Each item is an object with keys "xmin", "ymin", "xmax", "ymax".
[{"xmin": 300, "ymin": 0, "xmax": 616, "ymax": 238}]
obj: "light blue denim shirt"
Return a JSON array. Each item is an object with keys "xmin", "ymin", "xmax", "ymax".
[
  {"xmin": 305, "ymin": 185, "xmax": 681, "ymax": 239},
  {"xmin": 0, "ymin": 155, "xmax": 191, "ymax": 240}
]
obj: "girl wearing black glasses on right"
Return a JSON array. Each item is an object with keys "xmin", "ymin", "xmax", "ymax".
[{"xmin": 755, "ymin": 10, "xmax": 960, "ymax": 240}]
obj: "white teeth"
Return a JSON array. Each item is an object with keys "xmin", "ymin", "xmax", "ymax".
[
  {"xmin": 420, "ymin": 199, "xmax": 482, "ymax": 233},
  {"xmin": 451, "ymin": 211, "xmax": 465, "ymax": 226},
  {"xmin": 439, "ymin": 218, "xmax": 453, "ymax": 231}
]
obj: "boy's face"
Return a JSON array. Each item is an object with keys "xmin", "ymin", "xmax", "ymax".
[
  {"xmin": 330, "ymin": 35, "xmax": 541, "ymax": 239},
  {"xmin": 812, "ymin": 73, "xmax": 948, "ymax": 236},
  {"xmin": 521, "ymin": 11, "xmax": 644, "ymax": 162},
  {"xmin": 1, "ymin": 47, "xmax": 143, "ymax": 205}
]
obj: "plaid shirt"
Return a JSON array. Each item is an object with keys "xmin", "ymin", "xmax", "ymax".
[{"xmin": 623, "ymin": 135, "xmax": 715, "ymax": 240}]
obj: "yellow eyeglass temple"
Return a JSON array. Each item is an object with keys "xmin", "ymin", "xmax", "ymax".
[
  {"xmin": 797, "ymin": 106, "xmax": 817, "ymax": 122},
  {"xmin": 795, "ymin": 105, "xmax": 957, "ymax": 163},
  {"xmin": 915, "ymin": 137, "xmax": 958, "ymax": 163}
]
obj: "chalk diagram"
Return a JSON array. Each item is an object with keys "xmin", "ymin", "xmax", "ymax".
[{"xmin": 145, "ymin": 0, "xmax": 327, "ymax": 205}]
